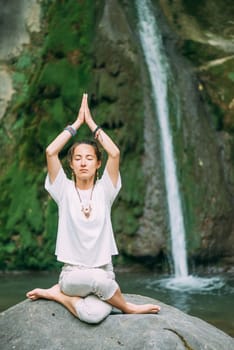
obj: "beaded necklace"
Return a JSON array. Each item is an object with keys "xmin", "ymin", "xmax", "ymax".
[{"xmin": 75, "ymin": 185, "xmax": 94, "ymax": 219}]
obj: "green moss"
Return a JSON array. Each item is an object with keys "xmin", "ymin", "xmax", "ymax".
[
  {"xmin": 182, "ymin": 0, "xmax": 234, "ymax": 36},
  {"xmin": 38, "ymin": 60, "xmax": 87, "ymax": 107},
  {"xmin": 14, "ymin": 53, "xmax": 33, "ymax": 70},
  {"xmin": 44, "ymin": 0, "xmax": 93, "ymax": 55},
  {"xmin": 13, "ymin": 72, "xmax": 26, "ymax": 84},
  {"xmin": 0, "ymin": 0, "xmax": 146, "ymax": 270},
  {"xmin": 198, "ymin": 59, "xmax": 234, "ymax": 132},
  {"xmin": 208, "ymin": 60, "xmax": 234, "ymax": 104},
  {"xmin": 228, "ymin": 72, "xmax": 234, "ymax": 82},
  {"xmin": 0, "ymin": 0, "xmax": 95, "ymax": 270},
  {"xmin": 181, "ymin": 40, "xmax": 224, "ymax": 65}
]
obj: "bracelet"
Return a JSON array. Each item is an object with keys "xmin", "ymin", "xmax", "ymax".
[
  {"xmin": 95, "ymin": 128, "xmax": 102, "ymax": 139},
  {"xmin": 93, "ymin": 125, "xmax": 102, "ymax": 138},
  {"xmin": 64, "ymin": 125, "xmax": 77, "ymax": 137}
]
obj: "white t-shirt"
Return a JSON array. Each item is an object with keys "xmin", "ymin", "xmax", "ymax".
[{"xmin": 45, "ymin": 167, "xmax": 121, "ymax": 267}]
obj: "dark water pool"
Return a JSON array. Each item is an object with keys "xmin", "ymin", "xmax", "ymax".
[{"xmin": 0, "ymin": 271, "xmax": 233, "ymax": 337}]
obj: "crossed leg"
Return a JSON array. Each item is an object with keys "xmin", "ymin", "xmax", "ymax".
[
  {"xmin": 26, "ymin": 284, "xmax": 161, "ymax": 318},
  {"xmin": 26, "ymin": 284, "xmax": 80, "ymax": 317},
  {"xmin": 107, "ymin": 287, "xmax": 161, "ymax": 314}
]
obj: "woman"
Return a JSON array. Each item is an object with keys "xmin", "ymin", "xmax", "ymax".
[{"xmin": 27, "ymin": 93, "xmax": 160, "ymax": 324}]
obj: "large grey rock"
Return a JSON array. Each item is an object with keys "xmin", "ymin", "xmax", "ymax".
[{"xmin": 0, "ymin": 294, "xmax": 233, "ymax": 350}]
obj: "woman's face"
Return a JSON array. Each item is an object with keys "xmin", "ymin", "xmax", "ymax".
[{"xmin": 70, "ymin": 144, "xmax": 101, "ymax": 182}]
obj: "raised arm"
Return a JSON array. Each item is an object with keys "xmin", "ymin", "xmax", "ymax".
[
  {"xmin": 46, "ymin": 94, "xmax": 86, "ymax": 183},
  {"xmin": 84, "ymin": 94, "xmax": 120, "ymax": 187}
]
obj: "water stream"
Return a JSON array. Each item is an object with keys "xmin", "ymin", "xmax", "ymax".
[
  {"xmin": 136, "ymin": 0, "xmax": 188, "ymax": 278},
  {"xmin": 135, "ymin": 0, "xmax": 224, "ymax": 292}
]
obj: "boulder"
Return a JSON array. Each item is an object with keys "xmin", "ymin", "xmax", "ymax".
[{"xmin": 0, "ymin": 294, "xmax": 233, "ymax": 350}]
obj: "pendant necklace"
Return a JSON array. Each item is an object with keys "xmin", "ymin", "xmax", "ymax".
[{"xmin": 75, "ymin": 185, "xmax": 94, "ymax": 219}]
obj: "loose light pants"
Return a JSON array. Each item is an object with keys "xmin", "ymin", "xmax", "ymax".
[{"xmin": 59, "ymin": 263, "xmax": 119, "ymax": 324}]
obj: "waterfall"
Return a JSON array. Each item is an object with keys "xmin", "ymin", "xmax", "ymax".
[
  {"xmin": 135, "ymin": 0, "xmax": 224, "ymax": 293},
  {"xmin": 136, "ymin": 0, "xmax": 188, "ymax": 278}
]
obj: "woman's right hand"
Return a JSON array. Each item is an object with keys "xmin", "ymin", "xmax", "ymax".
[{"xmin": 76, "ymin": 93, "xmax": 86, "ymax": 126}]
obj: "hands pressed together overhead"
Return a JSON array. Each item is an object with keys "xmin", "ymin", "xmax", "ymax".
[{"xmin": 77, "ymin": 93, "xmax": 94, "ymax": 129}]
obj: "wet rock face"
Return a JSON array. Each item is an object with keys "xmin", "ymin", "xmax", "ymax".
[
  {"xmin": 153, "ymin": 0, "xmax": 234, "ymax": 262},
  {"xmin": 157, "ymin": 0, "xmax": 234, "ymax": 46},
  {"xmin": 0, "ymin": 294, "xmax": 233, "ymax": 350},
  {"xmin": 0, "ymin": 0, "xmax": 40, "ymax": 59},
  {"xmin": 0, "ymin": 0, "xmax": 28, "ymax": 60},
  {"xmin": 92, "ymin": 0, "xmax": 167, "ymax": 257},
  {"xmin": 0, "ymin": 0, "xmax": 40, "ymax": 118},
  {"xmin": 94, "ymin": 0, "xmax": 234, "ymax": 264},
  {"xmin": 90, "ymin": 0, "xmax": 164, "ymax": 258}
]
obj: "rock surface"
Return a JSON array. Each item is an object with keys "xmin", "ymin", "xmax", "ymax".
[{"xmin": 0, "ymin": 294, "xmax": 233, "ymax": 350}]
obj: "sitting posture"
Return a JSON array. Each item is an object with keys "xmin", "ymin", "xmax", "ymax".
[{"xmin": 27, "ymin": 93, "xmax": 160, "ymax": 323}]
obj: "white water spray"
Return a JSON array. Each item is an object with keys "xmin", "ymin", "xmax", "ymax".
[{"xmin": 136, "ymin": 0, "xmax": 188, "ymax": 278}]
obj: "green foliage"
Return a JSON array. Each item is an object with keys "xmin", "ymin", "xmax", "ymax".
[
  {"xmin": 44, "ymin": 0, "xmax": 93, "ymax": 55},
  {"xmin": 181, "ymin": 40, "xmax": 224, "ymax": 65},
  {"xmin": 0, "ymin": 0, "xmax": 94, "ymax": 270},
  {"xmin": 199, "ymin": 59, "xmax": 234, "ymax": 132},
  {"xmin": 38, "ymin": 60, "xmax": 88, "ymax": 109},
  {"xmin": 0, "ymin": 0, "xmax": 146, "ymax": 270},
  {"xmin": 183, "ymin": 0, "xmax": 234, "ymax": 36},
  {"xmin": 0, "ymin": 161, "xmax": 45, "ymax": 269},
  {"xmin": 6, "ymin": 175, "xmax": 43, "ymax": 232},
  {"xmin": 228, "ymin": 72, "xmax": 234, "ymax": 82},
  {"xmin": 15, "ymin": 53, "xmax": 33, "ymax": 70}
]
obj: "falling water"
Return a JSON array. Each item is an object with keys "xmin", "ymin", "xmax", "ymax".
[
  {"xmin": 135, "ymin": 0, "xmax": 188, "ymax": 278},
  {"xmin": 135, "ymin": 0, "xmax": 225, "ymax": 292}
]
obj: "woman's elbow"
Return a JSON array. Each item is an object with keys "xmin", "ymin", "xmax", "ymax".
[
  {"xmin": 45, "ymin": 146, "xmax": 55, "ymax": 158},
  {"xmin": 112, "ymin": 147, "xmax": 120, "ymax": 159}
]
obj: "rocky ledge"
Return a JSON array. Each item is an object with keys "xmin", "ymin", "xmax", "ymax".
[{"xmin": 0, "ymin": 294, "xmax": 233, "ymax": 350}]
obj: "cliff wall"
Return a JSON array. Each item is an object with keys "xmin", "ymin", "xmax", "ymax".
[{"xmin": 0, "ymin": 0, "xmax": 233, "ymax": 270}]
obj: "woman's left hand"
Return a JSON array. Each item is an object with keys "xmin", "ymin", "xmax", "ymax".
[
  {"xmin": 76, "ymin": 93, "xmax": 86, "ymax": 125},
  {"xmin": 84, "ymin": 94, "xmax": 96, "ymax": 130}
]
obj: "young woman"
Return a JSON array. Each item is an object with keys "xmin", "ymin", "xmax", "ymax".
[{"xmin": 26, "ymin": 93, "xmax": 161, "ymax": 324}]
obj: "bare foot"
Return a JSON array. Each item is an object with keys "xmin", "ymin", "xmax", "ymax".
[
  {"xmin": 126, "ymin": 302, "xmax": 161, "ymax": 314},
  {"xmin": 26, "ymin": 285, "xmax": 160, "ymax": 317},
  {"xmin": 26, "ymin": 284, "xmax": 81, "ymax": 317},
  {"xmin": 26, "ymin": 284, "xmax": 61, "ymax": 301}
]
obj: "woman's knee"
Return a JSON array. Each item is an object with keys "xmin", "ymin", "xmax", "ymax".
[
  {"xmin": 59, "ymin": 268, "xmax": 118, "ymax": 299},
  {"xmin": 59, "ymin": 270, "xmax": 92, "ymax": 297},
  {"xmin": 59, "ymin": 276, "xmax": 77, "ymax": 296},
  {"xmin": 92, "ymin": 271, "xmax": 119, "ymax": 300}
]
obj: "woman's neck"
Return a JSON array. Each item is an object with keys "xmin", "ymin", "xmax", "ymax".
[{"xmin": 75, "ymin": 178, "xmax": 95, "ymax": 190}]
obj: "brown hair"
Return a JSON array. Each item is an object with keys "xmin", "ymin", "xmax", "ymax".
[{"xmin": 67, "ymin": 140, "xmax": 102, "ymax": 166}]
